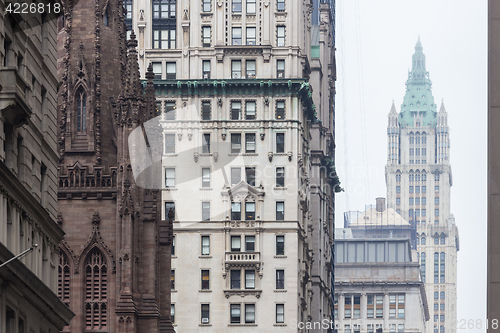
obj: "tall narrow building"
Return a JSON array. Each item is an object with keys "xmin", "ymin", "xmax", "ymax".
[{"xmin": 385, "ymin": 38, "xmax": 459, "ymax": 333}]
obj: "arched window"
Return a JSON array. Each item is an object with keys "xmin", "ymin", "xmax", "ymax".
[
  {"xmin": 104, "ymin": 7, "xmax": 110, "ymax": 26},
  {"xmin": 85, "ymin": 248, "xmax": 107, "ymax": 330},
  {"xmin": 421, "ymin": 237, "xmax": 426, "ymax": 245},
  {"xmin": 76, "ymin": 88, "xmax": 86, "ymax": 132},
  {"xmin": 434, "ymin": 237, "xmax": 439, "ymax": 245},
  {"xmin": 58, "ymin": 252, "xmax": 70, "ymax": 306},
  {"xmin": 440, "ymin": 237, "xmax": 445, "ymax": 245}
]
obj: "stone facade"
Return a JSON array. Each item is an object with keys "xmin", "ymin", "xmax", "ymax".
[
  {"xmin": 127, "ymin": 0, "xmax": 337, "ymax": 331},
  {"xmin": 385, "ymin": 39, "xmax": 459, "ymax": 333},
  {"xmin": 55, "ymin": 1, "xmax": 173, "ymax": 332},
  {"xmin": 0, "ymin": 0, "xmax": 74, "ymax": 332}
]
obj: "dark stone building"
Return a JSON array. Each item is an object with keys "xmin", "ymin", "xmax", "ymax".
[{"xmin": 56, "ymin": 1, "xmax": 174, "ymax": 332}]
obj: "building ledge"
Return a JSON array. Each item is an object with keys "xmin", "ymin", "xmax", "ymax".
[
  {"xmin": 224, "ymin": 289, "xmax": 262, "ymax": 299},
  {"xmin": 0, "ymin": 67, "xmax": 32, "ymax": 126}
]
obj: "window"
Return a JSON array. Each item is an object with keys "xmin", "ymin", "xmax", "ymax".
[
  {"xmin": 247, "ymin": 0, "xmax": 256, "ymax": 13},
  {"xmin": 440, "ymin": 292, "xmax": 445, "ymax": 299},
  {"xmin": 201, "ymin": 236, "xmax": 210, "ymax": 255},
  {"xmin": 276, "ymin": 101, "xmax": 285, "ymax": 119},
  {"xmin": 232, "ymin": 202, "xmax": 241, "ymax": 220},
  {"xmin": 276, "ymin": 235, "xmax": 284, "ymax": 255},
  {"xmin": 165, "ymin": 168, "xmax": 175, "ymax": 187},
  {"xmin": 410, "ymin": 186, "xmax": 414, "ymax": 193},
  {"xmin": 246, "ymin": 101, "xmax": 256, "ymax": 119},
  {"xmin": 396, "ymin": 197, "xmax": 401, "ymax": 205},
  {"xmin": 202, "ymin": 168, "xmax": 210, "ymax": 187},
  {"xmin": 232, "ymin": 0, "xmax": 242, "ymax": 12},
  {"xmin": 246, "ymin": 167, "xmax": 256, "ymax": 186},
  {"xmin": 421, "ymin": 237, "xmax": 426, "ymax": 245},
  {"xmin": 422, "ymin": 185, "xmax": 426, "ymax": 193},
  {"xmin": 246, "ymin": 60, "xmax": 256, "ymax": 77},
  {"xmin": 202, "ymin": 202, "xmax": 210, "ymax": 221},
  {"xmin": 435, "ymin": 209, "xmax": 439, "ymax": 216},
  {"xmin": 202, "ymin": 101, "xmax": 211, "ymax": 120},
  {"xmin": 58, "ymin": 253, "xmax": 70, "ymax": 306},
  {"xmin": 276, "ymin": 201, "xmax": 284, "ymax": 220},
  {"xmin": 435, "ymin": 197, "xmax": 439, "ymax": 205},
  {"xmin": 171, "ymin": 270, "xmax": 175, "ymax": 289},
  {"xmin": 231, "ymin": 167, "xmax": 241, "ymax": 185},
  {"xmin": 440, "ymin": 326, "xmax": 445, "ymax": 333},
  {"xmin": 409, "ymin": 198, "xmax": 414, "ymax": 205},
  {"xmin": 165, "ymin": 134, "xmax": 175, "ymax": 153},
  {"xmin": 165, "ymin": 202, "xmax": 175, "ymax": 219},
  {"xmin": 166, "ymin": 62, "xmax": 176, "ymax": 79},
  {"xmin": 276, "ymin": 167, "xmax": 285, "ymax": 187},
  {"xmin": 422, "ymin": 209, "xmax": 426, "ymax": 216},
  {"xmin": 231, "ymin": 133, "xmax": 241, "ymax": 153},
  {"xmin": 201, "ymin": 304, "xmax": 210, "ymax": 324},
  {"xmin": 232, "ymin": 27, "xmax": 242, "ymax": 45},
  {"xmin": 440, "ymin": 315, "xmax": 445, "ymax": 322},
  {"xmin": 171, "ymin": 304, "xmax": 175, "ymax": 324},
  {"xmin": 434, "ymin": 237, "xmax": 439, "ymax": 245},
  {"xmin": 245, "ymin": 270, "xmax": 255, "ymax": 289},
  {"xmin": 201, "ymin": 61, "xmax": 211, "ymax": 80},
  {"xmin": 441, "ymin": 237, "xmax": 445, "ymax": 245},
  {"xmin": 440, "ymin": 303, "xmax": 445, "ymax": 310},
  {"xmin": 153, "ymin": 28, "xmax": 176, "ymax": 49},
  {"xmin": 245, "ymin": 202, "xmax": 255, "ymax": 220},
  {"xmin": 231, "ymin": 101, "xmax": 241, "ymax": 120},
  {"xmin": 203, "ymin": 0, "xmax": 211, "ymax": 12},
  {"xmin": 245, "ymin": 304, "xmax": 255, "ymax": 323},
  {"xmin": 152, "ymin": 62, "xmax": 162, "ymax": 79},
  {"xmin": 396, "ymin": 185, "xmax": 401, "ymax": 193},
  {"xmin": 163, "ymin": 101, "xmax": 175, "ymax": 120},
  {"xmin": 153, "ymin": 0, "xmax": 176, "ymax": 18},
  {"xmin": 277, "ymin": 0, "xmax": 285, "ymax": 11},
  {"xmin": 277, "ymin": 26, "xmax": 285, "ymax": 46},
  {"xmin": 245, "ymin": 133, "xmax": 256, "ymax": 152},
  {"xmin": 435, "ymin": 185, "xmax": 439, "ymax": 192},
  {"xmin": 203, "ymin": 26, "xmax": 211, "ymax": 47},
  {"xmin": 231, "ymin": 304, "xmax": 241, "ymax": 323},
  {"xmin": 230, "ymin": 270, "xmax": 241, "ymax": 289},
  {"xmin": 416, "ymin": 186, "xmax": 420, "ymax": 193},
  {"xmin": 231, "ymin": 236, "xmax": 241, "ymax": 252},
  {"xmin": 84, "ymin": 250, "xmax": 108, "ymax": 329},
  {"xmin": 277, "ymin": 59, "xmax": 285, "ymax": 78},
  {"xmin": 201, "ymin": 270, "xmax": 210, "ymax": 289},
  {"xmin": 435, "ymin": 174, "xmax": 440, "ymax": 181},
  {"xmin": 276, "ymin": 304, "xmax": 284, "ymax": 323},
  {"xmin": 125, "ymin": 0, "xmax": 133, "ymax": 19},
  {"xmin": 232, "ymin": 60, "xmax": 242, "ymax": 78},
  {"xmin": 276, "ymin": 269, "xmax": 284, "ymax": 289},
  {"xmin": 246, "ymin": 27, "xmax": 256, "ymax": 45},
  {"xmin": 422, "ymin": 197, "xmax": 427, "ymax": 204},
  {"xmin": 276, "ymin": 133, "xmax": 285, "ymax": 153},
  {"xmin": 434, "ymin": 291, "xmax": 439, "ymax": 299},
  {"xmin": 396, "ymin": 174, "xmax": 401, "ymax": 182},
  {"xmin": 76, "ymin": 88, "xmax": 86, "ymax": 132},
  {"xmin": 434, "ymin": 315, "xmax": 439, "ymax": 322},
  {"xmin": 203, "ymin": 134, "xmax": 211, "ymax": 153}
]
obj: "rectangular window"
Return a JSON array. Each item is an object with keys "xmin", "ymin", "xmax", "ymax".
[
  {"xmin": 152, "ymin": 62, "xmax": 162, "ymax": 79},
  {"xmin": 435, "ymin": 209, "xmax": 439, "ymax": 216},
  {"xmin": 202, "ymin": 101, "xmax": 211, "ymax": 120},
  {"xmin": 409, "ymin": 198, "xmax": 414, "ymax": 205},
  {"xmin": 171, "ymin": 235, "xmax": 175, "ymax": 255},
  {"xmin": 247, "ymin": 0, "xmax": 256, "ymax": 13},
  {"xmin": 409, "ymin": 186, "xmax": 414, "ymax": 193},
  {"xmin": 166, "ymin": 62, "xmax": 176, "ymax": 79},
  {"xmin": 367, "ymin": 308, "xmax": 374, "ymax": 318},
  {"xmin": 201, "ymin": 304, "xmax": 210, "ymax": 324},
  {"xmin": 276, "ymin": 304, "xmax": 284, "ymax": 323},
  {"xmin": 276, "ymin": 167, "xmax": 285, "ymax": 187},
  {"xmin": 165, "ymin": 134, "xmax": 175, "ymax": 153},
  {"xmin": 165, "ymin": 202, "xmax": 175, "ymax": 220},
  {"xmin": 245, "ymin": 133, "xmax": 256, "ymax": 153},
  {"xmin": 422, "ymin": 209, "xmax": 426, "ymax": 216},
  {"xmin": 276, "ymin": 133, "xmax": 285, "ymax": 153},
  {"xmin": 396, "ymin": 197, "xmax": 401, "ymax": 205},
  {"xmin": 245, "ymin": 304, "xmax": 255, "ymax": 323},
  {"xmin": 435, "ymin": 197, "xmax": 439, "ymax": 204},
  {"xmin": 231, "ymin": 202, "xmax": 241, "ymax": 220},
  {"xmin": 203, "ymin": 26, "xmax": 211, "ymax": 47},
  {"xmin": 276, "ymin": 269, "xmax": 284, "ymax": 289},
  {"xmin": 232, "ymin": 27, "xmax": 242, "ymax": 45},
  {"xmin": 276, "ymin": 101, "xmax": 285, "ymax": 119},
  {"xmin": 230, "ymin": 270, "xmax": 241, "ymax": 289},
  {"xmin": 171, "ymin": 304, "xmax": 175, "ymax": 324},
  {"xmin": 202, "ymin": 202, "xmax": 210, "ymax": 221},
  {"xmin": 164, "ymin": 102, "xmax": 176, "ymax": 120},
  {"xmin": 202, "ymin": 168, "xmax": 210, "ymax": 187},
  {"xmin": 171, "ymin": 270, "xmax": 175, "ymax": 289},
  {"xmin": 246, "ymin": 59, "xmax": 256, "ymax": 77},
  {"xmin": 203, "ymin": 0, "xmax": 211, "ymax": 12},
  {"xmin": 435, "ymin": 185, "xmax": 439, "ymax": 192},
  {"xmin": 277, "ymin": 59, "xmax": 285, "ymax": 78},
  {"xmin": 231, "ymin": 167, "xmax": 241, "ymax": 185},
  {"xmin": 202, "ymin": 134, "xmax": 211, "ymax": 153},
  {"xmin": 396, "ymin": 185, "xmax": 401, "ymax": 193},
  {"xmin": 246, "ymin": 27, "xmax": 256, "ymax": 45},
  {"xmin": 153, "ymin": 28, "xmax": 176, "ymax": 49},
  {"xmin": 231, "ymin": 101, "xmax": 242, "ymax": 120},
  {"xmin": 276, "ymin": 235, "xmax": 284, "ymax": 255},
  {"xmin": 416, "ymin": 186, "xmax": 420, "ymax": 193},
  {"xmin": 231, "ymin": 133, "xmax": 241, "ymax": 153},
  {"xmin": 276, "ymin": 201, "xmax": 284, "ymax": 220},
  {"xmin": 201, "ymin": 236, "xmax": 210, "ymax": 255},
  {"xmin": 245, "ymin": 270, "xmax": 255, "ymax": 289},
  {"xmin": 245, "ymin": 101, "xmax": 256, "ymax": 119},
  {"xmin": 232, "ymin": 0, "xmax": 242, "ymax": 12},
  {"xmin": 245, "ymin": 235, "xmax": 255, "ymax": 251},
  {"xmin": 245, "ymin": 167, "xmax": 256, "ymax": 186},
  {"xmin": 165, "ymin": 168, "xmax": 175, "ymax": 187},
  {"xmin": 277, "ymin": 26, "xmax": 285, "ymax": 46},
  {"xmin": 201, "ymin": 270, "xmax": 210, "ymax": 289},
  {"xmin": 202, "ymin": 60, "xmax": 211, "ymax": 79},
  {"xmin": 231, "ymin": 60, "xmax": 242, "ymax": 78},
  {"xmin": 231, "ymin": 304, "xmax": 241, "ymax": 323},
  {"xmin": 245, "ymin": 202, "xmax": 255, "ymax": 220},
  {"xmin": 231, "ymin": 236, "xmax": 241, "ymax": 252},
  {"xmin": 277, "ymin": 0, "xmax": 285, "ymax": 11}
]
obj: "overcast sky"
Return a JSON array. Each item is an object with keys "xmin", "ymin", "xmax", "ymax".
[{"xmin": 335, "ymin": 0, "xmax": 487, "ymax": 330}]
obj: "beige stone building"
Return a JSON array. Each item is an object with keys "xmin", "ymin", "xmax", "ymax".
[
  {"xmin": 0, "ymin": 1, "xmax": 74, "ymax": 332},
  {"xmin": 127, "ymin": 0, "xmax": 338, "ymax": 331}
]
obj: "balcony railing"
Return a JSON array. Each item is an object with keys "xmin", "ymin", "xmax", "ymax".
[{"xmin": 225, "ymin": 251, "xmax": 260, "ymax": 262}]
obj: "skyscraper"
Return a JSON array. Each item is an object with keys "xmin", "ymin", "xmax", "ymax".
[{"xmin": 386, "ymin": 38, "xmax": 459, "ymax": 333}]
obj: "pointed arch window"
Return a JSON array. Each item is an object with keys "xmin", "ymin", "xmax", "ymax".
[
  {"xmin": 76, "ymin": 88, "xmax": 87, "ymax": 132},
  {"xmin": 58, "ymin": 252, "xmax": 71, "ymax": 307},
  {"xmin": 85, "ymin": 248, "xmax": 108, "ymax": 330}
]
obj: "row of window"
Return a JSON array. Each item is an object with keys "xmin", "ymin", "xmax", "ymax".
[
  {"xmin": 408, "ymin": 159, "xmax": 427, "ymax": 164},
  {"xmin": 229, "ymin": 0, "xmax": 285, "ymax": 13},
  {"xmin": 334, "ymin": 294, "xmax": 405, "ymax": 320},
  {"xmin": 170, "ymin": 302, "xmax": 285, "ymax": 325},
  {"xmin": 416, "ymin": 237, "xmax": 446, "ymax": 245},
  {"xmin": 409, "ymin": 148, "xmax": 427, "ymax": 156},
  {"xmin": 396, "ymin": 197, "xmax": 440, "ymax": 206},
  {"xmin": 171, "ymin": 235, "xmax": 285, "ymax": 256},
  {"xmin": 395, "ymin": 173, "xmax": 440, "ymax": 182},
  {"xmin": 396, "ymin": 185, "xmax": 440, "ymax": 193}
]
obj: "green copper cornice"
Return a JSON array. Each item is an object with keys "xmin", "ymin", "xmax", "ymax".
[{"xmin": 399, "ymin": 38, "xmax": 437, "ymax": 127}]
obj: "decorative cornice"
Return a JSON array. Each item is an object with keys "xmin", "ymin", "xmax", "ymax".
[{"xmin": 223, "ymin": 290, "xmax": 262, "ymax": 299}]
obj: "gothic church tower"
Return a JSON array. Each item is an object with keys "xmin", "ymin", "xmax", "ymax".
[{"xmin": 56, "ymin": 1, "xmax": 174, "ymax": 332}]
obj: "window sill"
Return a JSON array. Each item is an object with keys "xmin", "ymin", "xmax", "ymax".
[
  {"xmin": 274, "ymin": 255, "xmax": 287, "ymax": 259},
  {"xmin": 274, "ymin": 324, "xmax": 287, "ymax": 327},
  {"xmin": 171, "ymin": 255, "xmax": 177, "ymax": 259},
  {"xmin": 199, "ymin": 290, "xmax": 212, "ymax": 293},
  {"xmin": 228, "ymin": 324, "xmax": 257, "ymax": 327},
  {"xmin": 171, "ymin": 290, "xmax": 177, "ymax": 293},
  {"xmin": 200, "ymin": 187, "xmax": 213, "ymax": 191},
  {"xmin": 163, "ymin": 154, "xmax": 178, "ymax": 157},
  {"xmin": 274, "ymin": 289, "xmax": 287, "ymax": 293},
  {"xmin": 199, "ymin": 323, "xmax": 212, "ymax": 327},
  {"xmin": 242, "ymin": 153, "xmax": 258, "ymax": 156},
  {"xmin": 273, "ymin": 187, "xmax": 287, "ymax": 190},
  {"xmin": 199, "ymin": 255, "xmax": 212, "ymax": 259},
  {"xmin": 164, "ymin": 188, "xmax": 178, "ymax": 191}
]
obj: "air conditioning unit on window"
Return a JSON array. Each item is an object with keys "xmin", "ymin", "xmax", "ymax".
[
  {"xmin": 204, "ymin": 73, "xmax": 209, "ymax": 79},
  {"xmin": 233, "ymin": 73, "xmax": 240, "ymax": 79},
  {"xmin": 248, "ymin": 74, "xmax": 256, "ymax": 79},
  {"xmin": 202, "ymin": 318, "xmax": 209, "ymax": 324},
  {"xmin": 278, "ymin": 72, "xmax": 284, "ymax": 78}
]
